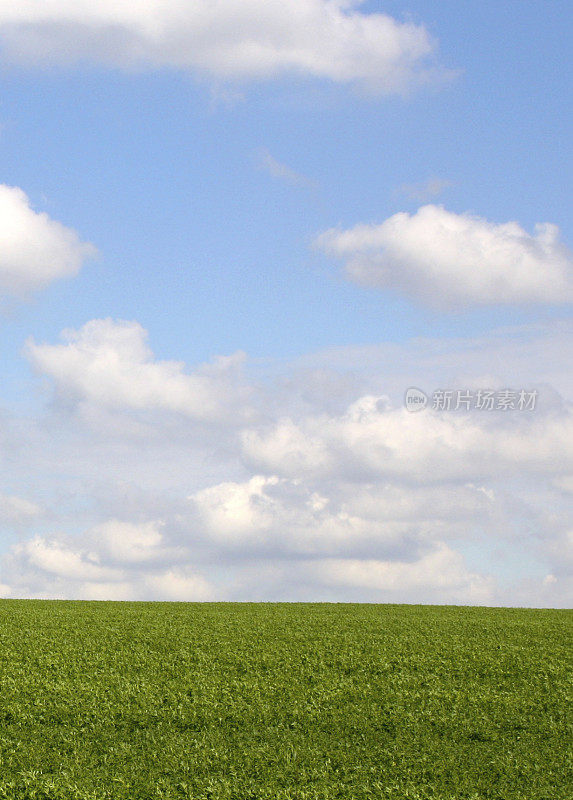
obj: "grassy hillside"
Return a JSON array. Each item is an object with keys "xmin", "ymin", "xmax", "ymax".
[{"xmin": 0, "ymin": 602, "xmax": 570, "ymax": 799}]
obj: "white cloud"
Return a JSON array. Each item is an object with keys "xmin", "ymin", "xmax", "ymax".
[
  {"xmin": 241, "ymin": 395, "xmax": 573, "ymax": 483},
  {"xmin": 0, "ymin": 494, "xmax": 42, "ymax": 525},
  {"xmin": 0, "ymin": 480, "xmax": 495, "ymax": 602},
  {"xmin": 290, "ymin": 319, "xmax": 573, "ymax": 403},
  {"xmin": 258, "ymin": 148, "xmax": 316, "ymax": 188},
  {"xmin": 398, "ymin": 177, "xmax": 452, "ymax": 201},
  {"xmin": 144, "ymin": 569, "xmax": 213, "ymax": 601},
  {"xmin": 89, "ymin": 519, "xmax": 168, "ymax": 564},
  {"xmin": 0, "ymin": 318, "xmax": 571, "ymax": 605},
  {"xmin": 345, "ymin": 482, "xmax": 495, "ymax": 524},
  {"xmin": 26, "ymin": 318, "xmax": 250, "ymax": 422},
  {"xmin": 73, "ymin": 581, "xmax": 137, "ymax": 601},
  {"xmin": 192, "ymin": 475, "xmax": 282, "ymax": 546},
  {"xmin": 316, "ymin": 205, "xmax": 573, "ymax": 308},
  {"xmin": 1, "ymin": 523, "xmax": 214, "ymax": 601},
  {"xmin": 15, "ymin": 537, "xmax": 122, "ymax": 583},
  {"xmin": 312, "ymin": 544, "xmax": 495, "ymax": 604},
  {"xmin": 0, "ymin": 184, "xmax": 96, "ymax": 300},
  {"xmin": 223, "ymin": 544, "xmax": 495, "ymax": 604},
  {"xmin": 190, "ymin": 474, "xmax": 496, "ymax": 559},
  {"xmin": 242, "ymin": 417, "xmax": 334, "ymax": 478},
  {"xmin": 0, "ymin": 0, "xmax": 445, "ymax": 94}
]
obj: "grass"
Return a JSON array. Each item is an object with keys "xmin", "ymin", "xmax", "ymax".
[{"xmin": 0, "ymin": 601, "xmax": 570, "ymax": 799}]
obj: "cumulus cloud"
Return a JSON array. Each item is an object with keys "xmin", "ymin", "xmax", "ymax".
[
  {"xmin": 241, "ymin": 395, "xmax": 573, "ymax": 483},
  {"xmin": 26, "ymin": 318, "xmax": 251, "ymax": 423},
  {"xmin": 15, "ymin": 536, "xmax": 122, "ymax": 583},
  {"xmin": 1, "ymin": 522, "xmax": 214, "ymax": 601},
  {"xmin": 0, "ymin": 0, "xmax": 445, "ymax": 94},
  {"xmin": 0, "ymin": 319, "xmax": 571, "ymax": 605},
  {"xmin": 316, "ymin": 205, "xmax": 573, "ymax": 308},
  {"xmin": 88, "ymin": 519, "xmax": 171, "ymax": 564},
  {"xmin": 190, "ymin": 475, "xmax": 496, "ymax": 559},
  {"xmin": 0, "ymin": 184, "xmax": 96, "ymax": 300}
]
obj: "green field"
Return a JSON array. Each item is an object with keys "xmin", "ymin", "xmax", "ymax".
[{"xmin": 0, "ymin": 602, "xmax": 570, "ymax": 800}]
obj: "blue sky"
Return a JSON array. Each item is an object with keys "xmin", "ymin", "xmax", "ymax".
[{"xmin": 0, "ymin": 1, "xmax": 571, "ymax": 604}]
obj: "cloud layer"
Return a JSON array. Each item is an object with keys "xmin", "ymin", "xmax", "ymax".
[
  {"xmin": 0, "ymin": 184, "xmax": 96, "ymax": 300},
  {"xmin": 316, "ymin": 205, "xmax": 573, "ymax": 308},
  {"xmin": 0, "ymin": 0, "xmax": 443, "ymax": 93},
  {"xmin": 5, "ymin": 531, "xmax": 213, "ymax": 601},
  {"xmin": 0, "ymin": 318, "xmax": 571, "ymax": 606}
]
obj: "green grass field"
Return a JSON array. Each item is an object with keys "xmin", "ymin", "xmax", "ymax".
[{"xmin": 0, "ymin": 602, "xmax": 570, "ymax": 799}]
